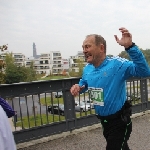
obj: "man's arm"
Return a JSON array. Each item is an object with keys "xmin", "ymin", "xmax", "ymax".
[
  {"xmin": 78, "ymin": 78, "xmax": 88, "ymax": 94},
  {"xmin": 124, "ymin": 43, "xmax": 150, "ymax": 79},
  {"xmin": 78, "ymin": 66, "xmax": 88, "ymax": 93},
  {"xmin": 114, "ymin": 27, "xmax": 150, "ymax": 79},
  {"xmin": 70, "ymin": 67, "xmax": 88, "ymax": 96}
]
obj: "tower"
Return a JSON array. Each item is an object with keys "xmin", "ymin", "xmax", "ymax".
[{"xmin": 33, "ymin": 43, "xmax": 37, "ymax": 58}]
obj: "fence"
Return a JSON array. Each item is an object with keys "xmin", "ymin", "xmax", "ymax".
[{"xmin": 0, "ymin": 77, "xmax": 150, "ymax": 144}]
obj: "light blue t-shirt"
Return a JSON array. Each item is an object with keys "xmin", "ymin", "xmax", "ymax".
[{"xmin": 79, "ymin": 45, "xmax": 150, "ymax": 116}]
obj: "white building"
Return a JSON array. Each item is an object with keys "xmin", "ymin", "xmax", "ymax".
[
  {"xmin": 34, "ymin": 53, "xmax": 51, "ymax": 75},
  {"xmin": 51, "ymin": 51, "xmax": 63, "ymax": 75},
  {"xmin": 33, "ymin": 51, "xmax": 63, "ymax": 75},
  {"xmin": 25, "ymin": 56, "xmax": 35, "ymax": 68},
  {"xmin": 1, "ymin": 51, "xmax": 72, "ymax": 75},
  {"xmin": 69, "ymin": 51, "xmax": 87, "ymax": 72},
  {"xmin": 62, "ymin": 59, "xmax": 69, "ymax": 71},
  {"xmin": 12, "ymin": 53, "xmax": 25, "ymax": 66},
  {"xmin": 0, "ymin": 52, "xmax": 25, "ymax": 67}
]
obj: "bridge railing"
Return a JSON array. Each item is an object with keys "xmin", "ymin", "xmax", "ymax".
[{"xmin": 0, "ymin": 77, "xmax": 149, "ymax": 144}]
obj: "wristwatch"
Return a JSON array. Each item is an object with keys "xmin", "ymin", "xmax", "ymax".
[{"xmin": 125, "ymin": 42, "xmax": 135, "ymax": 51}]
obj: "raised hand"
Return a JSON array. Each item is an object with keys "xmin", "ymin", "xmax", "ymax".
[{"xmin": 114, "ymin": 27, "xmax": 132, "ymax": 48}]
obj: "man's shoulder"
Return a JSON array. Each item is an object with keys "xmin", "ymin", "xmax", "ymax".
[
  {"xmin": 85, "ymin": 63, "xmax": 93, "ymax": 67},
  {"xmin": 83, "ymin": 63, "xmax": 94, "ymax": 73},
  {"xmin": 84, "ymin": 63, "xmax": 95, "ymax": 69},
  {"xmin": 107, "ymin": 56, "xmax": 129, "ymax": 63}
]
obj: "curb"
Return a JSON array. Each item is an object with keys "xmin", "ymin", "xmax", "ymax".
[
  {"xmin": 131, "ymin": 110, "xmax": 150, "ymax": 118},
  {"xmin": 17, "ymin": 110, "xmax": 150, "ymax": 149}
]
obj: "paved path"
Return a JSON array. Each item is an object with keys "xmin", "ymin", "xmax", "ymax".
[{"xmin": 18, "ymin": 113, "xmax": 150, "ymax": 150}]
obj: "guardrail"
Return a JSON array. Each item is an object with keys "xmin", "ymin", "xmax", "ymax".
[{"xmin": 0, "ymin": 77, "xmax": 150, "ymax": 144}]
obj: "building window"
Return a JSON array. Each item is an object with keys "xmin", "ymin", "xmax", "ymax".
[
  {"xmin": 45, "ymin": 60, "xmax": 48, "ymax": 64},
  {"xmin": 40, "ymin": 61, "xmax": 43, "ymax": 64}
]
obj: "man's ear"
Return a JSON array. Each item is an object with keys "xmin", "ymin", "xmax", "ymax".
[{"xmin": 99, "ymin": 44, "xmax": 105, "ymax": 53}]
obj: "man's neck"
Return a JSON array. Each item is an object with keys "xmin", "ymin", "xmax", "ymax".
[{"xmin": 93, "ymin": 56, "xmax": 106, "ymax": 67}]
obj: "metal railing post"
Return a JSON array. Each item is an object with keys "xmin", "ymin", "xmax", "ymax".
[
  {"xmin": 140, "ymin": 78, "xmax": 148, "ymax": 111},
  {"xmin": 62, "ymin": 80, "xmax": 76, "ymax": 131}
]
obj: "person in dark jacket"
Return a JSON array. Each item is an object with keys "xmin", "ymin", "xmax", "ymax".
[{"xmin": 0, "ymin": 97, "xmax": 15, "ymax": 118}]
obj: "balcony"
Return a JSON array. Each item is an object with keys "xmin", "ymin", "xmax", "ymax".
[
  {"xmin": 40, "ymin": 54, "xmax": 50, "ymax": 57},
  {"xmin": 34, "ymin": 66, "xmax": 50, "ymax": 69},
  {"xmin": 53, "ymin": 53, "xmax": 61, "ymax": 57},
  {"xmin": 53, "ymin": 61, "xmax": 62, "ymax": 64},
  {"xmin": 14, "ymin": 56, "xmax": 24, "ymax": 59},
  {"xmin": 15, "ymin": 59, "xmax": 24, "ymax": 62}
]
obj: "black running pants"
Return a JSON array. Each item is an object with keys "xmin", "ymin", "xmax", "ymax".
[{"xmin": 101, "ymin": 116, "xmax": 132, "ymax": 150}]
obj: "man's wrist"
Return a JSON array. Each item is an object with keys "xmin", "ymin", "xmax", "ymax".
[{"xmin": 125, "ymin": 42, "xmax": 135, "ymax": 51}]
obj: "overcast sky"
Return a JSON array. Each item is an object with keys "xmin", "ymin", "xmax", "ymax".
[{"xmin": 1, "ymin": 0, "xmax": 150, "ymax": 59}]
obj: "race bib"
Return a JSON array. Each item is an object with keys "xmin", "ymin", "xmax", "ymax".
[{"xmin": 89, "ymin": 88, "xmax": 104, "ymax": 106}]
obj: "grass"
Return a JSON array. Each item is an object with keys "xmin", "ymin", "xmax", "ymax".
[
  {"xmin": 130, "ymin": 99, "xmax": 141, "ymax": 105},
  {"xmin": 15, "ymin": 114, "xmax": 65, "ymax": 128},
  {"xmin": 76, "ymin": 109, "xmax": 95, "ymax": 118},
  {"xmin": 40, "ymin": 93, "xmax": 89, "ymax": 105},
  {"xmin": 40, "ymin": 97, "xmax": 64, "ymax": 105},
  {"xmin": 15, "ymin": 110, "xmax": 96, "ymax": 128}
]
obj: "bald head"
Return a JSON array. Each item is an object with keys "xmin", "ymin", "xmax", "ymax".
[{"xmin": 86, "ymin": 34, "xmax": 106, "ymax": 53}]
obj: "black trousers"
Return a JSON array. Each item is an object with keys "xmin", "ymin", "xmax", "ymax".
[{"xmin": 101, "ymin": 115, "xmax": 132, "ymax": 150}]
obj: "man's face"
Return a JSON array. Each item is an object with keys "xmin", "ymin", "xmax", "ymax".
[{"xmin": 82, "ymin": 36, "xmax": 103, "ymax": 65}]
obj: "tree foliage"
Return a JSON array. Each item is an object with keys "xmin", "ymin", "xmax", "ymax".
[
  {"xmin": 141, "ymin": 49, "xmax": 150, "ymax": 65},
  {"xmin": 26, "ymin": 61, "xmax": 37, "ymax": 82},
  {"xmin": 0, "ymin": 44, "xmax": 8, "ymax": 51},
  {"xmin": 0, "ymin": 72, "xmax": 5, "ymax": 84},
  {"xmin": 69, "ymin": 59, "xmax": 85, "ymax": 77},
  {"xmin": 4, "ymin": 53, "xmax": 37, "ymax": 84},
  {"xmin": 118, "ymin": 51, "xmax": 130, "ymax": 60},
  {"xmin": 0, "ymin": 44, "xmax": 8, "ymax": 83}
]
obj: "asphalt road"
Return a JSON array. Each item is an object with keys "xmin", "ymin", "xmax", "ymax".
[
  {"xmin": 8, "ymin": 94, "xmax": 48, "ymax": 117},
  {"xmin": 8, "ymin": 94, "xmax": 90, "ymax": 118}
]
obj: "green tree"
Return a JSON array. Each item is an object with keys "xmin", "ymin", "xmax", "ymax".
[
  {"xmin": 118, "ymin": 51, "xmax": 130, "ymax": 60},
  {"xmin": 0, "ymin": 72, "xmax": 5, "ymax": 84},
  {"xmin": 69, "ymin": 59, "xmax": 85, "ymax": 77},
  {"xmin": 5, "ymin": 63, "xmax": 25, "ymax": 84},
  {"xmin": 26, "ymin": 61, "xmax": 37, "ymax": 82},
  {"xmin": 0, "ymin": 44, "xmax": 8, "ymax": 83},
  {"xmin": 141, "ymin": 49, "xmax": 150, "ymax": 65},
  {"xmin": 4, "ymin": 54, "xmax": 37, "ymax": 84}
]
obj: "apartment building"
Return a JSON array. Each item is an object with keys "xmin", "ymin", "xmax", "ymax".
[
  {"xmin": 32, "ymin": 51, "xmax": 63, "ymax": 75},
  {"xmin": 0, "ymin": 52, "xmax": 25, "ymax": 67},
  {"xmin": 62, "ymin": 59, "xmax": 69, "ymax": 71},
  {"xmin": 34, "ymin": 53, "xmax": 52, "ymax": 75},
  {"xmin": 25, "ymin": 56, "xmax": 35, "ymax": 68},
  {"xmin": 51, "ymin": 51, "xmax": 63, "ymax": 75},
  {"xmin": 1, "ymin": 50, "xmax": 63, "ymax": 75},
  {"xmin": 13, "ymin": 53, "xmax": 25, "ymax": 66},
  {"xmin": 69, "ymin": 51, "xmax": 87, "ymax": 72}
]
